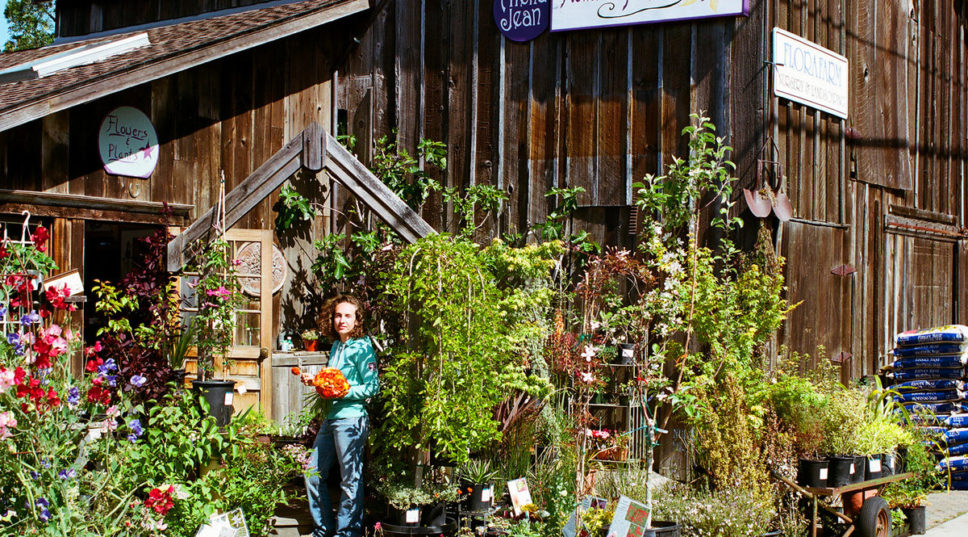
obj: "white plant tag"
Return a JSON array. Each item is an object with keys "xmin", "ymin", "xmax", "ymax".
[
  {"xmin": 481, "ymin": 486, "xmax": 493, "ymax": 503},
  {"xmin": 405, "ymin": 509, "xmax": 419, "ymax": 523},
  {"xmin": 223, "ymin": 393, "xmax": 234, "ymax": 406},
  {"xmin": 869, "ymin": 459, "xmax": 882, "ymax": 472},
  {"xmin": 819, "ymin": 468, "xmax": 828, "ymax": 480},
  {"xmin": 849, "ymin": 463, "xmax": 855, "ymax": 474},
  {"xmin": 622, "ymin": 347, "xmax": 634, "ymax": 358}
]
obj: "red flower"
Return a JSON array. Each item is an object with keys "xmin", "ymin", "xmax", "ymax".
[
  {"xmin": 145, "ymin": 487, "xmax": 174, "ymax": 516},
  {"xmin": 0, "ymin": 242, "xmax": 7, "ymax": 259},
  {"xmin": 85, "ymin": 357, "xmax": 103, "ymax": 373},
  {"xmin": 45, "ymin": 284, "xmax": 76, "ymax": 311},
  {"xmin": 30, "ymin": 226, "xmax": 49, "ymax": 252},
  {"xmin": 13, "ymin": 367, "xmax": 26, "ymax": 385},
  {"xmin": 86, "ymin": 384, "xmax": 111, "ymax": 406},
  {"xmin": 46, "ymin": 388, "xmax": 60, "ymax": 408}
]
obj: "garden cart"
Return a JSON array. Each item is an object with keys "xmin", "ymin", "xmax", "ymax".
[{"xmin": 772, "ymin": 471, "xmax": 912, "ymax": 537}]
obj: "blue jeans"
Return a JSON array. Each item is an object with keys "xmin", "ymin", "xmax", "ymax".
[{"xmin": 306, "ymin": 416, "xmax": 370, "ymax": 537}]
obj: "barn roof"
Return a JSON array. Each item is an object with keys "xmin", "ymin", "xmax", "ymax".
[{"xmin": 0, "ymin": 0, "xmax": 368, "ymax": 132}]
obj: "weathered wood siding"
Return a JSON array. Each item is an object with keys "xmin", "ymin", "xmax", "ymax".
[
  {"xmin": 337, "ymin": 0, "xmax": 968, "ymax": 378},
  {"xmin": 0, "ymin": 25, "xmax": 341, "ymax": 344}
]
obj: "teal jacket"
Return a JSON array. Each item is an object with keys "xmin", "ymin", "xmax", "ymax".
[{"xmin": 326, "ymin": 336, "xmax": 379, "ymax": 419}]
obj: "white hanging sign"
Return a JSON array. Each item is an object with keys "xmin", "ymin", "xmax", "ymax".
[
  {"xmin": 98, "ymin": 106, "xmax": 159, "ymax": 178},
  {"xmin": 772, "ymin": 27, "xmax": 849, "ymax": 119},
  {"xmin": 551, "ymin": 0, "xmax": 749, "ymax": 32}
]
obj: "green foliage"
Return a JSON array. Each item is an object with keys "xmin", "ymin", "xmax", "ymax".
[
  {"xmin": 460, "ymin": 459, "xmax": 498, "ymax": 484},
  {"xmin": 372, "ymin": 134, "xmax": 447, "ymax": 212},
  {"xmin": 378, "ymin": 234, "xmax": 522, "ymax": 465},
  {"xmin": 92, "ymin": 279, "xmax": 138, "ymax": 336},
  {"xmin": 3, "ymin": 0, "xmax": 54, "ymax": 52},
  {"xmin": 187, "ymin": 237, "xmax": 246, "ymax": 380},
  {"xmin": 274, "ymin": 184, "xmax": 319, "ymax": 231}
]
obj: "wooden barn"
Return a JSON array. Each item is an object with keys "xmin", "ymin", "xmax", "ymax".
[{"xmin": 0, "ymin": 0, "xmax": 965, "ymax": 421}]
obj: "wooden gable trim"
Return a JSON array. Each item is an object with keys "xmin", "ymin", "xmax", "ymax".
[
  {"xmin": 0, "ymin": 0, "xmax": 369, "ymax": 133},
  {"xmin": 167, "ymin": 122, "xmax": 434, "ymax": 271}
]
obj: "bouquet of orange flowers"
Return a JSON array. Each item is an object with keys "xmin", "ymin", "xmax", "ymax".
[{"xmin": 312, "ymin": 367, "xmax": 350, "ymax": 399}]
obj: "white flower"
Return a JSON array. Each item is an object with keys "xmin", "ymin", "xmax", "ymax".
[
  {"xmin": 581, "ymin": 345, "xmax": 598, "ymax": 361},
  {"xmin": 579, "ymin": 372, "xmax": 595, "ymax": 383}
]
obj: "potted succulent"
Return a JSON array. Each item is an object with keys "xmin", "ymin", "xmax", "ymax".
[
  {"xmin": 459, "ymin": 459, "xmax": 499, "ymax": 513},
  {"xmin": 300, "ymin": 329, "xmax": 320, "ymax": 352}
]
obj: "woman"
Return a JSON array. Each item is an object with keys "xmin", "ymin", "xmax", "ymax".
[{"xmin": 301, "ymin": 294, "xmax": 379, "ymax": 537}]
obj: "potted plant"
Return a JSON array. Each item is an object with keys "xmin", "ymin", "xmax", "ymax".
[
  {"xmin": 186, "ymin": 235, "xmax": 245, "ymax": 426},
  {"xmin": 882, "ymin": 440, "xmax": 941, "ymax": 536},
  {"xmin": 300, "ymin": 329, "xmax": 320, "ymax": 352},
  {"xmin": 460, "ymin": 459, "xmax": 499, "ymax": 513}
]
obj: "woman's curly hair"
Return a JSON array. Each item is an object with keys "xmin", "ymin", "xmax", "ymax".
[{"xmin": 317, "ymin": 294, "xmax": 366, "ymax": 341}]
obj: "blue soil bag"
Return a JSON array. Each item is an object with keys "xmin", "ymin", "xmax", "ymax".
[
  {"xmin": 910, "ymin": 414, "xmax": 945, "ymax": 424},
  {"xmin": 895, "ymin": 390, "xmax": 964, "ymax": 403},
  {"xmin": 890, "ymin": 369, "xmax": 966, "ymax": 381},
  {"xmin": 945, "ymin": 429, "xmax": 968, "ymax": 445},
  {"xmin": 951, "ymin": 471, "xmax": 968, "ymax": 481},
  {"xmin": 953, "ymin": 481, "xmax": 968, "ymax": 490},
  {"xmin": 893, "ymin": 344, "xmax": 968, "ymax": 357},
  {"xmin": 949, "ymin": 443, "xmax": 968, "ymax": 456},
  {"xmin": 937, "ymin": 456, "xmax": 968, "ymax": 473},
  {"xmin": 903, "ymin": 401, "xmax": 968, "ymax": 414},
  {"xmin": 946, "ymin": 415, "xmax": 968, "ymax": 428},
  {"xmin": 893, "ymin": 379, "xmax": 964, "ymax": 391},
  {"xmin": 896, "ymin": 325, "xmax": 968, "ymax": 346},
  {"xmin": 893, "ymin": 355, "xmax": 968, "ymax": 369},
  {"xmin": 916, "ymin": 426, "xmax": 948, "ymax": 437}
]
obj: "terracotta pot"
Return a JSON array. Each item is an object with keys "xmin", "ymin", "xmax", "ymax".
[{"xmin": 304, "ymin": 339, "xmax": 318, "ymax": 352}]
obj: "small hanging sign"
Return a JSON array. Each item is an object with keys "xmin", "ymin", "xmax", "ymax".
[
  {"xmin": 493, "ymin": 0, "xmax": 550, "ymax": 42},
  {"xmin": 98, "ymin": 106, "xmax": 159, "ymax": 178}
]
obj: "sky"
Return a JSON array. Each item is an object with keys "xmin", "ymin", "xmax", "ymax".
[{"xmin": 0, "ymin": 18, "xmax": 9, "ymax": 48}]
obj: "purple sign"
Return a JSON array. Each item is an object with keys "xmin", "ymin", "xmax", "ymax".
[{"xmin": 494, "ymin": 0, "xmax": 550, "ymax": 42}]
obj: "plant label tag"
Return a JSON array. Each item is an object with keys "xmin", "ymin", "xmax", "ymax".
[
  {"xmin": 869, "ymin": 459, "xmax": 882, "ymax": 472},
  {"xmin": 819, "ymin": 468, "xmax": 828, "ymax": 480},
  {"xmin": 622, "ymin": 347, "xmax": 634, "ymax": 358},
  {"xmin": 849, "ymin": 463, "xmax": 855, "ymax": 474},
  {"xmin": 224, "ymin": 393, "xmax": 234, "ymax": 406},
  {"xmin": 481, "ymin": 486, "xmax": 493, "ymax": 503},
  {"xmin": 405, "ymin": 509, "xmax": 419, "ymax": 523}
]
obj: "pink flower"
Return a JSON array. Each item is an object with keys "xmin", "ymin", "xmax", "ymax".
[
  {"xmin": 232, "ymin": 259, "xmax": 243, "ymax": 266},
  {"xmin": 0, "ymin": 411, "xmax": 17, "ymax": 440},
  {"xmin": 581, "ymin": 344, "xmax": 598, "ymax": 362},
  {"xmin": 106, "ymin": 405, "xmax": 119, "ymax": 417},
  {"xmin": 205, "ymin": 286, "xmax": 231, "ymax": 298},
  {"xmin": 0, "ymin": 368, "xmax": 14, "ymax": 392},
  {"xmin": 579, "ymin": 371, "xmax": 595, "ymax": 383}
]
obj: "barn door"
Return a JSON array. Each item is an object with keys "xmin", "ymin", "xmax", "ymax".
[
  {"xmin": 780, "ymin": 221, "xmax": 852, "ymax": 377},
  {"xmin": 178, "ymin": 229, "xmax": 275, "ymax": 419}
]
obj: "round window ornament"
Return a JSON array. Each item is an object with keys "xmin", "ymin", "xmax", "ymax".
[
  {"xmin": 235, "ymin": 242, "xmax": 287, "ymax": 297},
  {"xmin": 98, "ymin": 106, "xmax": 159, "ymax": 178}
]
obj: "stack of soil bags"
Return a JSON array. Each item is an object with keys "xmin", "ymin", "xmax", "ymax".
[{"xmin": 886, "ymin": 325, "xmax": 968, "ymax": 490}]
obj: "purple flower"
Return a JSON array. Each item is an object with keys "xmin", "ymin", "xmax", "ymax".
[
  {"xmin": 0, "ymin": 306, "xmax": 6, "ymax": 318},
  {"xmin": 67, "ymin": 387, "xmax": 80, "ymax": 406},
  {"xmin": 40, "ymin": 460, "xmax": 50, "ymax": 469},
  {"xmin": 127, "ymin": 434, "xmax": 138, "ymax": 443},
  {"xmin": 97, "ymin": 358, "xmax": 117, "ymax": 375},
  {"xmin": 105, "ymin": 375, "xmax": 117, "ymax": 387},
  {"xmin": 29, "ymin": 471, "xmax": 39, "ymax": 480},
  {"xmin": 58, "ymin": 468, "xmax": 75, "ymax": 479},
  {"xmin": 39, "ymin": 507, "xmax": 51, "ymax": 522},
  {"xmin": 6, "ymin": 333, "xmax": 18, "ymax": 345},
  {"xmin": 35, "ymin": 497, "xmax": 48, "ymax": 508},
  {"xmin": 128, "ymin": 419, "xmax": 142, "ymax": 437},
  {"xmin": 129, "ymin": 374, "xmax": 146, "ymax": 388},
  {"xmin": 19, "ymin": 311, "xmax": 41, "ymax": 325}
]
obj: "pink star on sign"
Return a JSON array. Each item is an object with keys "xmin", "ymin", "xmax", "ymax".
[{"xmin": 141, "ymin": 144, "xmax": 155, "ymax": 159}]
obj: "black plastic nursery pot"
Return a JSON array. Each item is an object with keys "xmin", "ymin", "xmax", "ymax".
[
  {"xmin": 826, "ymin": 456, "xmax": 853, "ymax": 487},
  {"xmin": 850, "ymin": 455, "xmax": 867, "ymax": 483},
  {"xmin": 464, "ymin": 483, "xmax": 494, "ymax": 513},
  {"xmin": 797, "ymin": 458, "xmax": 829, "ymax": 488},
  {"xmin": 903, "ymin": 505, "xmax": 926, "ymax": 535},
  {"xmin": 191, "ymin": 379, "xmax": 236, "ymax": 427},
  {"xmin": 643, "ymin": 521, "xmax": 679, "ymax": 537},
  {"xmin": 866, "ymin": 455, "xmax": 883, "ymax": 480},
  {"xmin": 881, "ymin": 452, "xmax": 897, "ymax": 477}
]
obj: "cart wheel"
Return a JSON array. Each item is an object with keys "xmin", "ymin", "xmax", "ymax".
[{"xmin": 856, "ymin": 496, "xmax": 891, "ymax": 537}]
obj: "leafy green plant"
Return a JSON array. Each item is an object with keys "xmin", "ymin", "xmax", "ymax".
[
  {"xmin": 461, "ymin": 459, "xmax": 499, "ymax": 484},
  {"xmin": 372, "ymin": 134, "xmax": 447, "ymax": 212},
  {"xmin": 274, "ymin": 184, "xmax": 320, "ymax": 231},
  {"xmin": 187, "ymin": 236, "xmax": 245, "ymax": 380},
  {"xmin": 651, "ymin": 483, "xmax": 776, "ymax": 537},
  {"xmin": 300, "ymin": 329, "xmax": 319, "ymax": 341}
]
